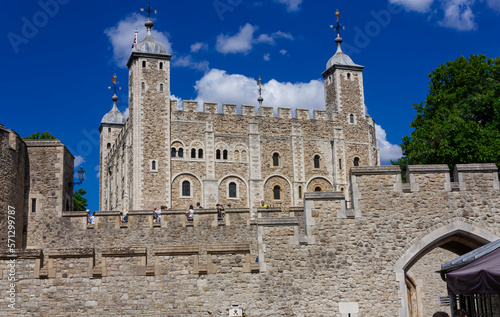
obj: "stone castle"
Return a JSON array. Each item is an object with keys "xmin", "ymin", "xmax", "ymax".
[
  {"xmin": 1, "ymin": 9, "xmax": 500, "ymax": 317},
  {"xmin": 98, "ymin": 13, "xmax": 379, "ymax": 214}
]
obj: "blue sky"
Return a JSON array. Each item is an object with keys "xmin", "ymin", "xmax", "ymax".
[{"xmin": 2, "ymin": 0, "xmax": 499, "ymax": 212}]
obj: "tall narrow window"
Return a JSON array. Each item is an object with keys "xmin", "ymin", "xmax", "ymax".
[
  {"xmin": 229, "ymin": 182, "xmax": 237, "ymax": 198},
  {"xmin": 108, "ymin": 128, "xmax": 111, "ymax": 133},
  {"xmin": 178, "ymin": 148, "xmax": 184, "ymax": 158},
  {"xmin": 298, "ymin": 186, "xmax": 302, "ymax": 199},
  {"xmin": 159, "ymin": 62, "xmax": 163, "ymax": 69},
  {"xmin": 216, "ymin": 149, "xmax": 221, "ymax": 160},
  {"xmin": 223, "ymin": 150, "xmax": 228, "ymax": 160},
  {"xmin": 314, "ymin": 155, "xmax": 320, "ymax": 169},
  {"xmin": 152, "ymin": 160, "xmax": 156, "ymax": 170},
  {"xmin": 272, "ymin": 153, "xmax": 279, "ymax": 167},
  {"xmin": 171, "ymin": 148, "xmax": 176, "ymax": 157},
  {"xmin": 182, "ymin": 181, "xmax": 190, "ymax": 197},
  {"xmin": 354, "ymin": 157, "xmax": 360, "ymax": 167},
  {"xmin": 142, "ymin": 61, "xmax": 146, "ymax": 68},
  {"xmin": 107, "ymin": 143, "xmax": 111, "ymax": 149},
  {"xmin": 339, "ymin": 159, "xmax": 342, "ymax": 170},
  {"xmin": 160, "ymin": 84, "xmax": 164, "ymax": 92},
  {"xmin": 198, "ymin": 149, "xmax": 203, "ymax": 159},
  {"xmin": 234, "ymin": 150, "xmax": 240, "ymax": 161},
  {"xmin": 31, "ymin": 198, "xmax": 36, "ymax": 213},
  {"xmin": 349, "ymin": 114, "xmax": 355, "ymax": 124},
  {"xmin": 273, "ymin": 185, "xmax": 281, "ymax": 200},
  {"xmin": 347, "ymin": 73, "xmax": 351, "ymax": 79},
  {"xmin": 142, "ymin": 82, "xmax": 145, "ymax": 90},
  {"xmin": 191, "ymin": 148, "xmax": 196, "ymax": 158}
]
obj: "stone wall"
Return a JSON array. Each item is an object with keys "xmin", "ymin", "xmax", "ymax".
[
  {"xmin": 1, "ymin": 164, "xmax": 499, "ymax": 316},
  {"xmin": 0, "ymin": 125, "xmax": 29, "ymax": 249},
  {"xmin": 24, "ymin": 140, "xmax": 74, "ymax": 248}
]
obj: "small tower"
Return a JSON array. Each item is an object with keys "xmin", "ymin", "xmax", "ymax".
[
  {"xmin": 322, "ymin": 9, "xmax": 365, "ymax": 121},
  {"xmin": 126, "ymin": 2, "xmax": 172, "ymax": 210},
  {"xmin": 99, "ymin": 74, "xmax": 127, "ymax": 211}
]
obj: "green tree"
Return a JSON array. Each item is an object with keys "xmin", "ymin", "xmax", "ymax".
[
  {"xmin": 23, "ymin": 131, "xmax": 57, "ymax": 140},
  {"xmin": 73, "ymin": 188, "xmax": 88, "ymax": 211},
  {"xmin": 395, "ymin": 55, "xmax": 500, "ymax": 174}
]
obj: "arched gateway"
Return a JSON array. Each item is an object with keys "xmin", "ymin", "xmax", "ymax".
[{"xmin": 394, "ymin": 221, "xmax": 499, "ymax": 317}]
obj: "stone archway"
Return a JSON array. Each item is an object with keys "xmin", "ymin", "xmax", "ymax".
[{"xmin": 394, "ymin": 220, "xmax": 499, "ymax": 317}]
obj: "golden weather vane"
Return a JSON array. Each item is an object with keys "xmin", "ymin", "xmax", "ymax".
[
  {"xmin": 140, "ymin": 0, "xmax": 157, "ymax": 19},
  {"xmin": 108, "ymin": 74, "xmax": 121, "ymax": 95},
  {"xmin": 330, "ymin": 9, "xmax": 345, "ymax": 37}
]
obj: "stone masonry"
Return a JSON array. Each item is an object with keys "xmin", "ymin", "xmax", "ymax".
[{"xmin": 0, "ymin": 163, "xmax": 499, "ymax": 316}]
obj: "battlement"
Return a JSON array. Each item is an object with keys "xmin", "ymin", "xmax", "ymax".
[{"xmin": 170, "ymin": 100, "xmax": 329, "ymax": 121}]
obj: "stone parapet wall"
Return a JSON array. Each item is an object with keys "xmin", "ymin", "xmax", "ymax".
[{"xmin": 3, "ymin": 164, "xmax": 498, "ymax": 315}]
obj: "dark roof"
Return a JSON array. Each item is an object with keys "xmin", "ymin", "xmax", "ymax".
[{"xmin": 440, "ymin": 239, "xmax": 500, "ymax": 273}]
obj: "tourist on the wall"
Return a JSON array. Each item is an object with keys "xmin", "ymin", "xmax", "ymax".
[{"xmin": 186, "ymin": 205, "xmax": 194, "ymax": 221}]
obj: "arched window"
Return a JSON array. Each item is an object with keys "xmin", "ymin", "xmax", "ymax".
[
  {"xmin": 178, "ymin": 148, "xmax": 184, "ymax": 158},
  {"xmin": 234, "ymin": 150, "xmax": 240, "ymax": 161},
  {"xmin": 298, "ymin": 186, "xmax": 302, "ymax": 199},
  {"xmin": 142, "ymin": 61, "xmax": 146, "ymax": 68},
  {"xmin": 151, "ymin": 160, "xmax": 156, "ymax": 170},
  {"xmin": 160, "ymin": 84, "xmax": 164, "ymax": 92},
  {"xmin": 349, "ymin": 114, "xmax": 355, "ymax": 124},
  {"xmin": 191, "ymin": 148, "xmax": 196, "ymax": 158},
  {"xmin": 273, "ymin": 185, "xmax": 281, "ymax": 200},
  {"xmin": 229, "ymin": 182, "xmax": 237, "ymax": 198},
  {"xmin": 216, "ymin": 149, "xmax": 221, "ymax": 160},
  {"xmin": 241, "ymin": 150, "xmax": 247, "ymax": 161},
  {"xmin": 341, "ymin": 187, "xmax": 344, "ymax": 193},
  {"xmin": 339, "ymin": 159, "xmax": 342, "ymax": 170},
  {"xmin": 198, "ymin": 149, "xmax": 203, "ymax": 159},
  {"xmin": 141, "ymin": 82, "xmax": 145, "ymax": 90},
  {"xmin": 314, "ymin": 186, "xmax": 322, "ymax": 192},
  {"xmin": 354, "ymin": 157, "xmax": 360, "ymax": 167},
  {"xmin": 314, "ymin": 155, "xmax": 320, "ymax": 169},
  {"xmin": 107, "ymin": 143, "xmax": 111, "ymax": 149},
  {"xmin": 347, "ymin": 73, "xmax": 351, "ymax": 79},
  {"xmin": 159, "ymin": 62, "xmax": 163, "ymax": 69},
  {"xmin": 272, "ymin": 153, "xmax": 279, "ymax": 167},
  {"xmin": 171, "ymin": 148, "xmax": 176, "ymax": 157},
  {"xmin": 182, "ymin": 181, "xmax": 190, "ymax": 197},
  {"xmin": 223, "ymin": 150, "xmax": 228, "ymax": 160},
  {"xmin": 108, "ymin": 127, "xmax": 111, "ymax": 133}
]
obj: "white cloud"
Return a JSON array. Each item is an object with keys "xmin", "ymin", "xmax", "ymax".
[
  {"xmin": 389, "ymin": 0, "xmax": 435, "ymax": 12},
  {"xmin": 190, "ymin": 42, "xmax": 208, "ymax": 53},
  {"xmin": 438, "ymin": 0, "xmax": 476, "ymax": 30},
  {"xmin": 389, "ymin": 0, "xmax": 498, "ymax": 30},
  {"xmin": 194, "ymin": 69, "xmax": 324, "ymax": 112},
  {"xmin": 280, "ymin": 49, "xmax": 288, "ymax": 55},
  {"xmin": 172, "ymin": 55, "xmax": 210, "ymax": 72},
  {"xmin": 94, "ymin": 165, "xmax": 100, "ymax": 179},
  {"xmin": 375, "ymin": 124, "xmax": 402, "ymax": 165},
  {"xmin": 74, "ymin": 155, "xmax": 85, "ymax": 168},
  {"xmin": 263, "ymin": 53, "xmax": 271, "ymax": 61},
  {"xmin": 486, "ymin": 0, "xmax": 500, "ymax": 11},
  {"xmin": 216, "ymin": 24, "xmax": 294, "ymax": 54},
  {"xmin": 216, "ymin": 24, "xmax": 256, "ymax": 54},
  {"xmin": 105, "ymin": 13, "xmax": 173, "ymax": 68},
  {"xmin": 274, "ymin": 0, "xmax": 302, "ymax": 12}
]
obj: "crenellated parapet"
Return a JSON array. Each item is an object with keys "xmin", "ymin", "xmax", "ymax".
[{"xmin": 170, "ymin": 100, "xmax": 330, "ymax": 121}]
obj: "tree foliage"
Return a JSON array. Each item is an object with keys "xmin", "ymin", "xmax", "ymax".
[
  {"xmin": 23, "ymin": 131, "xmax": 57, "ymax": 140},
  {"xmin": 73, "ymin": 188, "xmax": 88, "ymax": 211},
  {"xmin": 396, "ymin": 55, "xmax": 500, "ymax": 173}
]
